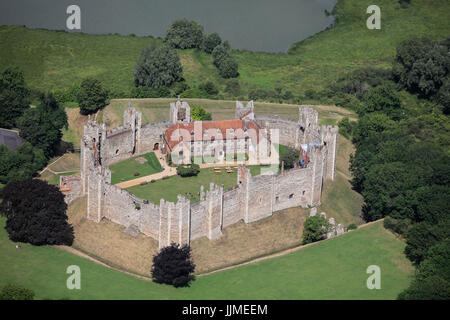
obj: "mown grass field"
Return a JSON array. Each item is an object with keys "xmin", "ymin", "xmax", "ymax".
[
  {"xmin": 110, "ymin": 152, "xmax": 162, "ymax": 184},
  {"xmin": 1, "ymin": 1, "xmax": 448, "ymax": 97},
  {"xmin": 0, "ymin": 218, "xmax": 413, "ymax": 299},
  {"xmin": 126, "ymin": 165, "xmax": 268, "ymax": 204}
]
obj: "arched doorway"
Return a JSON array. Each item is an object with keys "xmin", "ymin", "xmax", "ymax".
[{"xmin": 153, "ymin": 143, "xmax": 159, "ymax": 150}]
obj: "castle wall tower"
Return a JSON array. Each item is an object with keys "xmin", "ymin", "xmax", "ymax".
[
  {"xmin": 309, "ymin": 145, "xmax": 327, "ymax": 206},
  {"xmin": 206, "ymin": 183, "xmax": 223, "ymax": 240},
  {"xmin": 321, "ymin": 125, "xmax": 339, "ymax": 181},
  {"xmin": 170, "ymin": 97, "xmax": 191, "ymax": 123},
  {"xmin": 236, "ymin": 100, "xmax": 255, "ymax": 120},
  {"xmin": 80, "ymin": 119, "xmax": 106, "ymax": 194}
]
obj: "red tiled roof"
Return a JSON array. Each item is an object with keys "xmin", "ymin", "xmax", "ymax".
[{"xmin": 164, "ymin": 120, "xmax": 260, "ymax": 150}]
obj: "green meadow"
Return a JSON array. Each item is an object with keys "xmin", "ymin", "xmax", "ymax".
[
  {"xmin": 0, "ymin": 0, "xmax": 448, "ymax": 97},
  {"xmin": 0, "ymin": 218, "xmax": 412, "ymax": 300},
  {"xmin": 109, "ymin": 152, "xmax": 162, "ymax": 184}
]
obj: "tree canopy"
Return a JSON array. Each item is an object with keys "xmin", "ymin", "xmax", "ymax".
[
  {"xmin": 16, "ymin": 93, "xmax": 67, "ymax": 157},
  {"xmin": 202, "ymin": 32, "xmax": 222, "ymax": 54},
  {"xmin": 151, "ymin": 242, "xmax": 195, "ymax": 287},
  {"xmin": 393, "ymin": 38, "xmax": 450, "ymax": 98},
  {"xmin": 77, "ymin": 78, "xmax": 109, "ymax": 115},
  {"xmin": 0, "ymin": 66, "xmax": 30, "ymax": 128},
  {"xmin": 134, "ymin": 45, "xmax": 183, "ymax": 89},
  {"xmin": 191, "ymin": 106, "xmax": 212, "ymax": 121},
  {"xmin": 165, "ymin": 19, "xmax": 204, "ymax": 49},
  {"xmin": 0, "ymin": 179, "xmax": 74, "ymax": 246},
  {"xmin": 302, "ymin": 215, "xmax": 330, "ymax": 244},
  {"xmin": 0, "ymin": 143, "xmax": 46, "ymax": 184}
]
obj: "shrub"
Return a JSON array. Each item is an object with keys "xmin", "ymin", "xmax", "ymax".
[
  {"xmin": 0, "ymin": 66, "xmax": 30, "ymax": 128},
  {"xmin": 140, "ymin": 181, "xmax": 148, "ymax": 186},
  {"xmin": 131, "ymin": 86, "xmax": 171, "ymax": 98},
  {"xmin": 199, "ymin": 81, "xmax": 219, "ymax": 96},
  {"xmin": 180, "ymin": 87, "xmax": 210, "ymax": 99},
  {"xmin": 302, "ymin": 215, "xmax": 330, "ymax": 244},
  {"xmin": 225, "ymin": 79, "xmax": 241, "ymax": 96},
  {"xmin": 17, "ymin": 93, "xmax": 68, "ymax": 157},
  {"xmin": 134, "ymin": 172, "xmax": 140, "ymax": 176},
  {"xmin": 165, "ymin": 19, "xmax": 204, "ymax": 49},
  {"xmin": 151, "ymin": 242, "xmax": 195, "ymax": 287},
  {"xmin": 0, "ymin": 179, "xmax": 74, "ymax": 246},
  {"xmin": 0, "ymin": 284, "xmax": 34, "ymax": 300},
  {"xmin": 191, "ymin": 106, "xmax": 212, "ymax": 121},
  {"xmin": 347, "ymin": 223, "xmax": 357, "ymax": 231},
  {"xmin": 177, "ymin": 164, "xmax": 200, "ymax": 177},
  {"xmin": 134, "ymin": 45, "xmax": 183, "ymax": 89},
  {"xmin": 202, "ymin": 32, "xmax": 222, "ymax": 54},
  {"xmin": 383, "ymin": 216, "xmax": 411, "ymax": 235},
  {"xmin": 217, "ymin": 55, "xmax": 239, "ymax": 79},
  {"xmin": 338, "ymin": 117, "xmax": 355, "ymax": 139},
  {"xmin": 279, "ymin": 147, "xmax": 300, "ymax": 169},
  {"xmin": 212, "ymin": 44, "xmax": 230, "ymax": 66},
  {"xmin": 77, "ymin": 78, "xmax": 109, "ymax": 115}
]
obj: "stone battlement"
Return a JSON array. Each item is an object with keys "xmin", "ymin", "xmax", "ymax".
[{"xmin": 64, "ymin": 100, "xmax": 338, "ymax": 248}]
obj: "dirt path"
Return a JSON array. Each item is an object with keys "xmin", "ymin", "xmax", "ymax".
[{"xmin": 55, "ymin": 219, "xmax": 383, "ymax": 282}]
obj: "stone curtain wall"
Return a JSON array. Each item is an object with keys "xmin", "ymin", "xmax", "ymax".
[
  {"xmin": 72, "ymin": 101, "xmax": 339, "ymax": 248},
  {"xmin": 82, "ymin": 155, "xmax": 326, "ymax": 248}
]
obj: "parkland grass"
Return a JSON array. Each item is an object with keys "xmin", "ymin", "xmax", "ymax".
[
  {"xmin": 126, "ymin": 165, "xmax": 268, "ymax": 203},
  {"xmin": 0, "ymin": 218, "xmax": 413, "ymax": 299},
  {"xmin": 110, "ymin": 152, "xmax": 162, "ymax": 184}
]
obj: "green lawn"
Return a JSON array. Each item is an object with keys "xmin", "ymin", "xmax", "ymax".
[
  {"xmin": 0, "ymin": 218, "xmax": 413, "ymax": 299},
  {"xmin": 110, "ymin": 152, "xmax": 162, "ymax": 184},
  {"xmin": 126, "ymin": 165, "xmax": 273, "ymax": 203},
  {"xmin": 1, "ymin": 0, "xmax": 448, "ymax": 98}
]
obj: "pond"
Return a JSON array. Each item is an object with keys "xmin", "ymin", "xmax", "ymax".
[{"xmin": 0, "ymin": 0, "xmax": 337, "ymax": 52}]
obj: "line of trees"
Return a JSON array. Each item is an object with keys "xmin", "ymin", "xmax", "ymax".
[{"xmin": 340, "ymin": 38, "xmax": 449, "ymax": 300}]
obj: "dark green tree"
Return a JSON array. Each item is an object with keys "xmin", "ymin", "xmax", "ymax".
[
  {"xmin": 0, "ymin": 284, "xmax": 34, "ymax": 300},
  {"xmin": 0, "ymin": 143, "xmax": 46, "ymax": 184},
  {"xmin": 302, "ymin": 215, "xmax": 330, "ymax": 244},
  {"xmin": 404, "ymin": 219, "xmax": 450, "ymax": 265},
  {"xmin": 361, "ymin": 83, "xmax": 403, "ymax": 119},
  {"xmin": 198, "ymin": 81, "xmax": 219, "ymax": 95},
  {"xmin": 77, "ymin": 78, "xmax": 108, "ymax": 115},
  {"xmin": 225, "ymin": 79, "xmax": 241, "ymax": 96},
  {"xmin": 202, "ymin": 32, "xmax": 222, "ymax": 54},
  {"xmin": 0, "ymin": 179, "xmax": 74, "ymax": 246},
  {"xmin": 176, "ymin": 163, "xmax": 200, "ymax": 177},
  {"xmin": 134, "ymin": 45, "xmax": 183, "ymax": 89},
  {"xmin": 217, "ymin": 55, "xmax": 239, "ymax": 79},
  {"xmin": 165, "ymin": 19, "xmax": 204, "ymax": 49},
  {"xmin": 191, "ymin": 106, "xmax": 212, "ymax": 121},
  {"xmin": 0, "ymin": 66, "xmax": 30, "ymax": 128},
  {"xmin": 279, "ymin": 147, "xmax": 300, "ymax": 169},
  {"xmin": 435, "ymin": 77, "xmax": 450, "ymax": 114},
  {"xmin": 17, "ymin": 93, "xmax": 68, "ymax": 157},
  {"xmin": 212, "ymin": 43, "xmax": 230, "ymax": 67},
  {"xmin": 392, "ymin": 38, "xmax": 450, "ymax": 98},
  {"xmin": 399, "ymin": 240, "xmax": 450, "ymax": 300},
  {"xmin": 151, "ymin": 242, "xmax": 195, "ymax": 287}
]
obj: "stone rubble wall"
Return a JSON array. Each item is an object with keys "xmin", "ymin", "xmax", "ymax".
[{"xmin": 68, "ymin": 101, "xmax": 339, "ymax": 249}]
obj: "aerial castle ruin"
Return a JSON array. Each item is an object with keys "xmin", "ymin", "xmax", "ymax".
[{"xmin": 61, "ymin": 100, "xmax": 338, "ymax": 248}]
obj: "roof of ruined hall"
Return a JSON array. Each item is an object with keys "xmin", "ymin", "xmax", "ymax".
[
  {"xmin": 164, "ymin": 119, "xmax": 260, "ymax": 150},
  {"xmin": 0, "ymin": 128, "xmax": 25, "ymax": 151}
]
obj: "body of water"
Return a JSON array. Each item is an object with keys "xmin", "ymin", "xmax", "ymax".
[{"xmin": 0, "ymin": 0, "xmax": 337, "ymax": 52}]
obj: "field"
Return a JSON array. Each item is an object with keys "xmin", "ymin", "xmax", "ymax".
[
  {"xmin": 1, "ymin": 1, "xmax": 448, "ymax": 98},
  {"xmin": 126, "ymin": 165, "xmax": 269, "ymax": 204},
  {"xmin": 0, "ymin": 217, "xmax": 413, "ymax": 299},
  {"xmin": 109, "ymin": 152, "xmax": 162, "ymax": 184}
]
